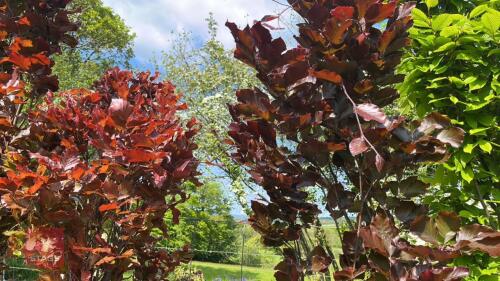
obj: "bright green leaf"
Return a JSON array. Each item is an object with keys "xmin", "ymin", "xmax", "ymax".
[
  {"xmin": 440, "ymin": 26, "xmax": 460, "ymax": 37},
  {"xmin": 488, "ymin": 49, "xmax": 500, "ymax": 57},
  {"xmin": 481, "ymin": 12, "xmax": 500, "ymax": 36},
  {"xmin": 478, "ymin": 140, "xmax": 493, "ymax": 153},
  {"xmin": 450, "ymin": 96, "xmax": 459, "ymax": 104},
  {"xmin": 461, "ymin": 168, "xmax": 474, "ymax": 183},
  {"xmin": 458, "ymin": 210, "xmax": 474, "ymax": 218},
  {"xmin": 425, "ymin": 0, "xmax": 439, "ymax": 9},
  {"xmin": 469, "ymin": 77, "xmax": 488, "ymax": 91},
  {"xmin": 432, "ymin": 14, "xmax": 454, "ymax": 31},
  {"xmin": 463, "ymin": 144, "xmax": 476, "ymax": 154},
  {"xmin": 463, "ymin": 76, "xmax": 477, "ymax": 85},
  {"xmin": 449, "ymin": 76, "xmax": 465, "ymax": 86},
  {"xmin": 470, "ymin": 128, "xmax": 489, "ymax": 135},
  {"xmin": 465, "ymin": 100, "xmax": 492, "ymax": 111},
  {"xmin": 435, "ymin": 42, "xmax": 456, "ymax": 52},
  {"xmin": 412, "ymin": 8, "xmax": 430, "ymax": 28},
  {"xmin": 470, "ymin": 5, "xmax": 489, "ymax": 18}
]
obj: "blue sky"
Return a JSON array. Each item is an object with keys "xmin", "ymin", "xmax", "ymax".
[
  {"xmin": 102, "ymin": 0, "xmax": 288, "ymax": 69},
  {"xmin": 101, "ymin": 0, "xmax": 296, "ymax": 217}
]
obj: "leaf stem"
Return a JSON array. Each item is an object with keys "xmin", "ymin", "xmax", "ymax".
[{"xmin": 340, "ymin": 83, "xmax": 381, "ymax": 158}]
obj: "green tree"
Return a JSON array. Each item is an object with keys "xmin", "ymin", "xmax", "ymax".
[
  {"xmin": 52, "ymin": 0, "xmax": 135, "ymax": 90},
  {"xmin": 398, "ymin": 0, "xmax": 499, "ymax": 227},
  {"xmin": 160, "ymin": 182, "xmax": 238, "ymax": 263},
  {"xmin": 413, "ymin": 0, "xmax": 492, "ymax": 14},
  {"xmin": 229, "ymin": 224, "xmax": 281, "ymax": 267},
  {"xmin": 398, "ymin": 1, "xmax": 499, "ymax": 280},
  {"xmin": 162, "ymin": 16, "xmax": 261, "ymax": 213}
]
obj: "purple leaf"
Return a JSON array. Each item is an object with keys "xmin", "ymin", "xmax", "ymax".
[
  {"xmin": 355, "ymin": 103, "xmax": 388, "ymax": 125},
  {"xmin": 349, "ymin": 137, "xmax": 368, "ymax": 156}
]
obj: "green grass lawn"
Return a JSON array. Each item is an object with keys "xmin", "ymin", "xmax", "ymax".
[{"xmin": 191, "ymin": 261, "xmax": 275, "ymax": 281}]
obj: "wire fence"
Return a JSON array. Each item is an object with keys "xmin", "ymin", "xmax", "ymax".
[{"xmin": 1, "ymin": 223, "xmax": 341, "ymax": 281}]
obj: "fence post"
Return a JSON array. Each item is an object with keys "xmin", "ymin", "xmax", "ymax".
[{"xmin": 240, "ymin": 225, "xmax": 245, "ymax": 281}]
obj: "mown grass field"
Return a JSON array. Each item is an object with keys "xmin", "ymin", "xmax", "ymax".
[
  {"xmin": 188, "ymin": 225, "xmax": 343, "ymax": 281},
  {"xmin": 191, "ymin": 261, "xmax": 338, "ymax": 281},
  {"xmin": 191, "ymin": 261, "xmax": 275, "ymax": 281}
]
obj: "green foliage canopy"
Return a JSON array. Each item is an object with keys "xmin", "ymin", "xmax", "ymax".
[
  {"xmin": 159, "ymin": 182, "xmax": 238, "ymax": 263},
  {"xmin": 398, "ymin": 1, "xmax": 499, "ymax": 227},
  {"xmin": 398, "ymin": 2, "xmax": 500, "ymax": 280},
  {"xmin": 52, "ymin": 0, "xmax": 135, "ymax": 90}
]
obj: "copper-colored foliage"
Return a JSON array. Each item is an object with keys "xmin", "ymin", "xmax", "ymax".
[
  {"xmin": 225, "ymin": 0, "xmax": 497, "ymax": 280},
  {"xmin": 1, "ymin": 68, "xmax": 199, "ymax": 279},
  {"xmin": 0, "ymin": 2, "xmax": 199, "ymax": 279},
  {"xmin": 0, "ymin": 0, "xmax": 77, "ymax": 256}
]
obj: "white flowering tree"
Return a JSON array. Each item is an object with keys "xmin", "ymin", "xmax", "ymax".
[{"xmin": 162, "ymin": 16, "xmax": 261, "ymax": 213}]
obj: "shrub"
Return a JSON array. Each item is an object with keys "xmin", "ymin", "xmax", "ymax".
[
  {"xmin": 1, "ymin": 1, "xmax": 199, "ymax": 280},
  {"xmin": 225, "ymin": 0, "xmax": 500, "ymax": 280}
]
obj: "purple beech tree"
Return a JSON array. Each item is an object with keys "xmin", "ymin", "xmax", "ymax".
[{"xmin": 225, "ymin": 1, "xmax": 500, "ymax": 280}]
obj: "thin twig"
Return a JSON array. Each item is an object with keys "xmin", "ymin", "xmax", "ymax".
[
  {"xmin": 340, "ymin": 83, "xmax": 380, "ymax": 269},
  {"xmin": 270, "ymin": 0, "xmax": 292, "ymax": 7},
  {"xmin": 352, "ymin": 159, "xmax": 364, "ymax": 270},
  {"xmin": 319, "ymin": 169, "xmax": 355, "ymax": 231},
  {"xmin": 340, "ymin": 83, "xmax": 381, "ymax": 158}
]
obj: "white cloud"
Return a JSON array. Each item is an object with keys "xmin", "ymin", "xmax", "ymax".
[{"xmin": 102, "ymin": 0, "xmax": 288, "ymax": 65}]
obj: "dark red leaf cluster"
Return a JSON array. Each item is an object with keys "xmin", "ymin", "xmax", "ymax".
[
  {"xmin": 1, "ymin": 68, "xmax": 199, "ymax": 279},
  {"xmin": 0, "ymin": 0, "xmax": 77, "ymax": 97},
  {"xmin": 225, "ymin": 0, "xmax": 498, "ymax": 280},
  {"xmin": 0, "ymin": 0, "xmax": 76, "ymax": 256},
  {"xmin": 0, "ymin": 3, "xmax": 199, "ymax": 278}
]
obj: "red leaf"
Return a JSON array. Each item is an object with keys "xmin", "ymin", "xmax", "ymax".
[
  {"xmin": 417, "ymin": 112, "xmax": 452, "ymax": 135},
  {"xmin": 95, "ymin": 256, "xmax": 116, "ymax": 266},
  {"xmin": 174, "ymin": 159, "xmax": 193, "ymax": 179},
  {"xmin": 98, "ymin": 203, "xmax": 119, "ymax": 212},
  {"xmin": 24, "ymin": 228, "xmax": 65, "ymax": 270},
  {"xmin": 354, "ymin": 79, "xmax": 374, "ymax": 94},
  {"xmin": 309, "ymin": 69, "xmax": 343, "ymax": 84},
  {"xmin": 356, "ymin": 0, "xmax": 378, "ymax": 18},
  {"xmin": 0, "ymin": 116, "xmax": 12, "ymax": 128},
  {"xmin": 70, "ymin": 166, "xmax": 85, "ymax": 180},
  {"xmin": 410, "ymin": 215, "xmax": 441, "ymax": 245},
  {"xmin": 324, "ymin": 17, "xmax": 353, "ymax": 45},
  {"xmin": 349, "ymin": 137, "xmax": 368, "ymax": 156},
  {"xmin": 171, "ymin": 207, "xmax": 181, "ymax": 224},
  {"xmin": 327, "ymin": 142, "xmax": 346, "ymax": 152},
  {"xmin": 261, "ymin": 15, "xmax": 279, "ymax": 22},
  {"xmin": 456, "ymin": 224, "xmax": 500, "ymax": 256},
  {"xmin": 72, "ymin": 246, "xmax": 112, "ymax": 255},
  {"xmin": 17, "ymin": 16, "xmax": 31, "ymax": 26},
  {"xmin": 418, "ymin": 267, "xmax": 469, "ymax": 281},
  {"xmin": 330, "ymin": 6, "xmax": 354, "ymax": 21},
  {"xmin": 379, "ymin": 29, "xmax": 396, "ymax": 54},
  {"xmin": 309, "ymin": 246, "xmax": 332, "ymax": 273},
  {"xmin": 122, "ymin": 149, "xmax": 165, "ymax": 163},
  {"xmin": 108, "ymin": 98, "xmax": 133, "ymax": 126},
  {"xmin": 365, "ymin": 1, "xmax": 397, "ymax": 24},
  {"xmin": 334, "ymin": 266, "xmax": 367, "ymax": 281},
  {"xmin": 355, "ymin": 103, "xmax": 388, "ymax": 124},
  {"xmin": 436, "ymin": 127, "xmax": 465, "ymax": 148},
  {"xmin": 28, "ymin": 178, "xmax": 45, "ymax": 194},
  {"xmin": 360, "ymin": 212, "xmax": 399, "ymax": 257}
]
